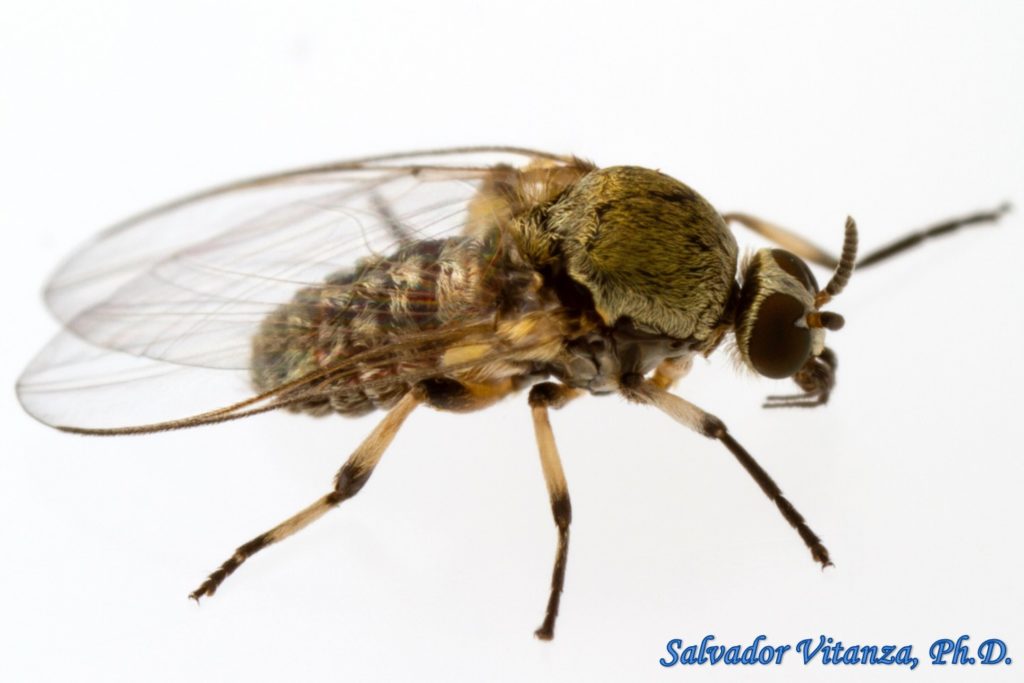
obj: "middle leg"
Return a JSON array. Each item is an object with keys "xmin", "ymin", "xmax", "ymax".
[{"xmin": 528, "ymin": 381, "xmax": 582, "ymax": 640}]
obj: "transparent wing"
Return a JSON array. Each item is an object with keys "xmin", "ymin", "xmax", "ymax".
[{"xmin": 18, "ymin": 146, "xmax": 581, "ymax": 432}]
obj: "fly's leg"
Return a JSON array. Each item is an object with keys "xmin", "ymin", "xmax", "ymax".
[
  {"xmin": 371, "ymin": 192, "xmax": 416, "ymax": 246},
  {"xmin": 723, "ymin": 204, "xmax": 1009, "ymax": 270},
  {"xmin": 762, "ymin": 347, "xmax": 837, "ymax": 409},
  {"xmin": 854, "ymin": 204, "xmax": 1010, "ymax": 268},
  {"xmin": 621, "ymin": 374, "xmax": 832, "ymax": 569},
  {"xmin": 417, "ymin": 377, "xmax": 579, "ymax": 639},
  {"xmin": 723, "ymin": 212, "xmax": 837, "ymax": 267},
  {"xmin": 650, "ymin": 355, "xmax": 694, "ymax": 391},
  {"xmin": 528, "ymin": 382, "xmax": 582, "ymax": 640},
  {"xmin": 189, "ymin": 390, "xmax": 421, "ymax": 601}
]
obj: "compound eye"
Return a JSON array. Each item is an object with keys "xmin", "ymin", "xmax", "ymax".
[
  {"xmin": 771, "ymin": 249, "xmax": 818, "ymax": 292},
  {"xmin": 748, "ymin": 292, "xmax": 812, "ymax": 378}
]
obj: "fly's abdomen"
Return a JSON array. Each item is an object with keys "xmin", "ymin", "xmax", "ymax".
[{"xmin": 250, "ymin": 237, "xmax": 527, "ymax": 416}]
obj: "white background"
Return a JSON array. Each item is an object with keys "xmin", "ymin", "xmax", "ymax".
[{"xmin": 2, "ymin": 2, "xmax": 1022, "ymax": 681}]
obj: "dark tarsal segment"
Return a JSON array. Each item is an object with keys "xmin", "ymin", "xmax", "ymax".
[{"xmin": 621, "ymin": 376, "xmax": 832, "ymax": 569}]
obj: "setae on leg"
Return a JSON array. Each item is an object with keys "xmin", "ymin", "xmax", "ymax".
[
  {"xmin": 189, "ymin": 390, "xmax": 421, "ymax": 601},
  {"xmin": 528, "ymin": 382, "xmax": 581, "ymax": 640},
  {"xmin": 620, "ymin": 374, "xmax": 832, "ymax": 569}
]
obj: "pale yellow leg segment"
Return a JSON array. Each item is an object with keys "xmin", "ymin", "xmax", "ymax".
[
  {"xmin": 724, "ymin": 212, "xmax": 839, "ymax": 268},
  {"xmin": 651, "ymin": 355, "xmax": 694, "ymax": 391},
  {"xmin": 528, "ymin": 382, "xmax": 581, "ymax": 640},
  {"xmin": 190, "ymin": 391, "xmax": 422, "ymax": 601}
]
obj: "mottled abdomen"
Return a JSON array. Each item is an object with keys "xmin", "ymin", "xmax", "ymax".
[{"xmin": 251, "ymin": 237, "xmax": 534, "ymax": 416}]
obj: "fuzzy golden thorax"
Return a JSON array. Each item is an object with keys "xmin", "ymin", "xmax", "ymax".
[{"xmin": 537, "ymin": 166, "xmax": 738, "ymax": 342}]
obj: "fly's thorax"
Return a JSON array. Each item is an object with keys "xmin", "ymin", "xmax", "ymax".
[
  {"xmin": 549, "ymin": 320, "xmax": 696, "ymax": 395},
  {"xmin": 530, "ymin": 166, "xmax": 738, "ymax": 343},
  {"xmin": 734, "ymin": 248, "xmax": 839, "ymax": 379},
  {"xmin": 464, "ymin": 158, "xmax": 596, "ymax": 244}
]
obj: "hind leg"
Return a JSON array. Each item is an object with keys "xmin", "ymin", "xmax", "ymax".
[{"xmin": 190, "ymin": 390, "xmax": 421, "ymax": 600}]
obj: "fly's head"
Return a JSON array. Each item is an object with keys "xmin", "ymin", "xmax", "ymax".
[{"xmin": 734, "ymin": 218, "xmax": 858, "ymax": 405}]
